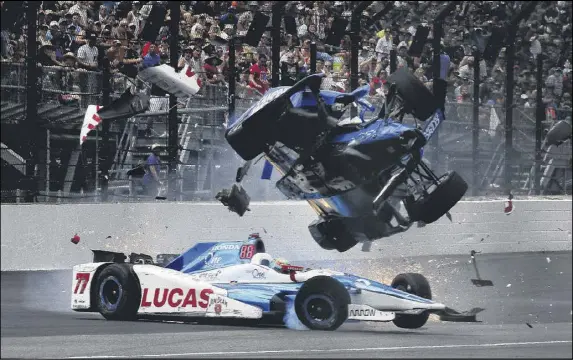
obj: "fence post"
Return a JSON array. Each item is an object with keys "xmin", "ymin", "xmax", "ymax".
[
  {"xmin": 472, "ymin": 48, "xmax": 481, "ymax": 196},
  {"xmin": 310, "ymin": 42, "xmax": 317, "ymax": 74},
  {"xmin": 100, "ymin": 58, "xmax": 111, "ymax": 201},
  {"xmin": 271, "ymin": 3, "xmax": 285, "ymax": 88},
  {"xmin": 504, "ymin": 32, "xmax": 516, "ymax": 192},
  {"xmin": 167, "ymin": 1, "xmax": 181, "ymax": 200},
  {"xmin": 534, "ymin": 53, "xmax": 544, "ymax": 195},
  {"xmin": 228, "ymin": 37, "xmax": 236, "ymax": 122},
  {"xmin": 504, "ymin": 1, "xmax": 538, "ymax": 192},
  {"xmin": 25, "ymin": 2, "xmax": 38, "ymax": 202},
  {"xmin": 389, "ymin": 49, "xmax": 397, "ymax": 73},
  {"xmin": 431, "ymin": 5, "xmax": 452, "ymax": 174},
  {"xmin": 350, "ymin": 3, "xmax": 372, "ymax": 116}
]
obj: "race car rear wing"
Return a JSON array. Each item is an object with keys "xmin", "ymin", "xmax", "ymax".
[{"xmin": 91, "ymin": 250, "xmax": 179, "ymax": 267}]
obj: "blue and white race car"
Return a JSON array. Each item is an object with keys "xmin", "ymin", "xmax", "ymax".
[{"xmin": 72, "ymin": 234, "xmax": 483, "ymax": 331}]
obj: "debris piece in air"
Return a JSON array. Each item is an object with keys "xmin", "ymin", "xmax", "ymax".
[
  {"xmin": 470, "ymin": 250, "xmax": 494, "ymax": 287},
  {"xmin": 526, "ymin": 322, "xmax": 533, "ymax": 328},
  {"xmin": 446, "ymin": 212, "xmax": 452, "ymax": 222},
  {"xmin": 106, "ymin": 235, "xmax": 112, "ymax": 239},
  {"xmin": 215, "ymin": 183, "xmax": 251, "ymax": 217},
  {"xmin": 546, "ymin": 257, "xmax": 551, "ymax": 263},
  {"xmin": 504, "ymin": 192, "xmax": 514, "ymax": 215},
  {"xmin": 71, "ymin": 234, "xmax": 80, "ymax": 244},
  {"xmin": 361, "ymin": 241, "xmax": 372, "ymax": 252}
]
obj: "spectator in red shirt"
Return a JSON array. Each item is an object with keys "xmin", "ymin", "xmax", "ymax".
[{"xmin": 249, "ymin": 53, "xmax": 269, "ymax": 94}]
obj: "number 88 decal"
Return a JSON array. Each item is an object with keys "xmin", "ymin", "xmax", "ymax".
[{"xmin": 239, "ymin": 245, "xmax": 255, "ymax": 259}]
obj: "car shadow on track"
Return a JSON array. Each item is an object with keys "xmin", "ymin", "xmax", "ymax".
[{"xmin": 74, "ymin": 315, "xmax": 480, "ymax": 336}]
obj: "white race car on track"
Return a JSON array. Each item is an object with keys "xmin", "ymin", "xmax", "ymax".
[{"xmin": 72, "ymin": 233, "xmax": 483, "ymax": 331}]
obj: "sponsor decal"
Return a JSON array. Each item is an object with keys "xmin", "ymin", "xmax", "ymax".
[
  {"xmin": 349, "ymin": 308, "xmax": 376, "ymax": 317},
  {"xmin": 214, "ymin": 303, "xmax": 222, "ymax": 314},
  {"xmin": 204, "ymin": 253, "xmax": 222, "ymax": 267},
  {"xmin": 140, "ymin": 288, "xmax": 213, "ymax": 308},
  {"xmin": 212, "ymin": 243, "xmax": 241, "ymax": 251},
  {"xmin": 209, "ymin": 296, "xmax": 228, "ymax": 316},
  {"xmin": 196, "ymin": 270, "xmax": 222, "ymax": 281},
  {"xmin": 422, "ymin": 112, "xmax": 441, "ymax": 140},
  {"xmin": 252, "ymin": 268, "xmax": 266, "ymax": 280},
  {"xmin": 73, "ymin": 272, "xmax": 91, "ymax": 294},
  {"xmin": 209, "ymin": 296, "xmax": 228, "ymax": 307}
]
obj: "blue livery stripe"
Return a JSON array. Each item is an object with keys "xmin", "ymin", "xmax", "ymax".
[{"xmin": 261, "ymin": 160, "xmax": 274, "ymax": 180}]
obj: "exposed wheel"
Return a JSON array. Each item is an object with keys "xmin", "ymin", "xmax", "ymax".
[
  {"xmin": 295, "ymin": 276, "xmax": 350, "ymax": 330},
  {"xmin": 387, "ymin": 68, "xmax": 439, "ymax": 121},
  {"xmin": 308, "ymin": 217, "xmax": 358, "ymax": 252},
  {"xmin": 391, "ymin": 273, "xmax": 432, "ymax": 329},
  {"xmin": 225, "ymin": 122, "xmax": 269, "ymax": 161},
  {"xmin": 414, "ymin": 171, "xmax": 468, "ymax": 224},
  {"xmin": 95, "ymin": 264, "xmax": 141, "ymax": 321}
]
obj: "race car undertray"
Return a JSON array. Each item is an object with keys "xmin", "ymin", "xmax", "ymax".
[{"xmin": 434, "ymin": 307, "xmax": 485, "ymax": 322}]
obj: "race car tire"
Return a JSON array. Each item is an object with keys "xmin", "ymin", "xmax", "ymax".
[
  {"xmin": 225, "ymin": 123, "xmax": 269, "ymax": 161},
  {"xmin": 308, "ymin": 217, "xmax": 358, "ymax": 252},
  {"xmin": 391, "ymin": 273, "xmax": 432, "ymax": 329},
  {"xmin": 387, "ymin": 68, "xmax": 439, "ymax": 121},
  {"xmin": 412, "ymin": 171, "xmax": 468, "ymax": 224},
  {"xmin": 295, "ymin": 276, "xmax": 350, "ymax": 331},
  {"xmin": 95, "ymin": 264, "xmax": 141, "ymax": 321}
]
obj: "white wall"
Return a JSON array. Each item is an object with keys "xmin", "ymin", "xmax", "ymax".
[{"xmin": 1, "ymin": 198, "xmax": 571, "ymax": 270}]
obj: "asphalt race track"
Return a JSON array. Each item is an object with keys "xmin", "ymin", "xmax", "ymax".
[{"xmin": 1, "ymin": 251, "xmax": 572, "ymax": 359}]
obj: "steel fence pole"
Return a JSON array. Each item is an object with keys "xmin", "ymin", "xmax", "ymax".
[
  {"xmin": 310, "ymin": 42, "xmax": 317, "ymax": 74},
  {"xmin": 350, "ymin": 2, "xmax": 372, "ymax": 118},
  {"xmin": 228, "ymin": 37, "xmax": 236, "ymax": 122},
  {"xmin": 100, "ymin": 58, "xmax": 111, "ymax": 201},
  {"xmin": 390, "ymin": 49, "xmax": 397, "ymax": 73},
  {"xmin": 534, "ymin": 53, "xmax": 544, "ymax": 195},
  {"xmin": 472, "ymin": 48, "xmax": 481, "ymax": 196},
  {"xmin": 271, "ymin": 3, "xmax": 285, "ymax": 88},
  {"xmin": 168, "ymin": 1, "xmax": 181, "ymax": 200},
  {"xmin": 504, "ymin": 1, "xmax": 538, "ymax": 191},
  {"xmin": 25, "ymin": 1, "xmax": 38, "ymax": 202},
  {"xmin": 428, "ymin": 3, "xmax": 456, "ymax": 174}
]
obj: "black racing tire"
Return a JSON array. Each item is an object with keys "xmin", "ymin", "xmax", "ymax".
[
  {"xmin": 295, "ymin": 276, "xmax": 350, "ymax": 331},
  {"xmin": 391, "ymin": 273, "xmax": 432, "ymax": 329},
  {"xmin": 225, "ymin": 122, "xmax": 269, "ymax": 161},
  {"xmin": 387, "ymin": 68, "xmax": 439, "ymax": 121},
  {"xmin": 95, "ymin": 264, "xmax": 141, "ymax": 321},
  {"xmin": 416, "ymin": 171, "xmax": 468, "ymax": 224},
  {"xmin": 308, "ymin": 217, "xmax": 359, "ymax": 252}
]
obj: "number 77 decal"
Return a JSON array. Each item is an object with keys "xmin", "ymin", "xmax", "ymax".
[{"xmin": 74, "ymin": 272, "xmax": 91, "ymax": 294}]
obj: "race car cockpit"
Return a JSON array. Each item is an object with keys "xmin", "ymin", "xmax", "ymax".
[{"xmin": 250, "ymin": 253, "xmax": 306, "ymax": 274}]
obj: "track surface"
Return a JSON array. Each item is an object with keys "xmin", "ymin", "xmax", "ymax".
[{"xmin": 2, "ymin": 252, "xmax": 572, "ymax": 359}]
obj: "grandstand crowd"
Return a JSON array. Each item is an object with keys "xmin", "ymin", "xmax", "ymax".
[{"xmin": 0, "ymin": 1, "xmax": 571, "ymax": 114}]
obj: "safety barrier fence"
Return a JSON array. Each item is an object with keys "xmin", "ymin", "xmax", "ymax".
[{"xmin": 1, "ymin": 63, "xmax": 571, "ymax": 204}]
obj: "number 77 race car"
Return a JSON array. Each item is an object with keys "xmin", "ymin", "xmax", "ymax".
[{"xmin": 71, "ymin": 234, "xmax": 483, "ymax": 331}]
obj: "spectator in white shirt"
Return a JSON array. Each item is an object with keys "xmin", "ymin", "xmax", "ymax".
[{"xmin": 77, "ymin": 33, "xmax": 98, "ymax": 70}]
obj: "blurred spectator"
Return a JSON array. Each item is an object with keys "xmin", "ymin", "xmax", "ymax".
[
  {"xmin": 249, "ymin": 53, "xmax": 269, "ymax": 94},
  {"xmin": 142, "ymin": 42, "xmax": 161, "ymax": 68},
  {"xmin": 142, "ymin": 144, "xmax": 162, "ymax": 197}
]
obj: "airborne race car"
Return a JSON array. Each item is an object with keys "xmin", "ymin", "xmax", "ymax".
[
  {"xmin": 219, "ymin": 68, "xmax": 468, "ymax": 253},
  {"xmin": 72, "ymin": 234, "xmax": 483, "ymax": 331}
]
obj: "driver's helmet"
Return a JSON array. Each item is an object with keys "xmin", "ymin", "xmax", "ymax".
[{"xmin": 270, "ymin": 257, "xmax": 289, "ymax": 273}]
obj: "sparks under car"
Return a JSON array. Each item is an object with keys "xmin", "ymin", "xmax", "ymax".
[{"xmin": 71, "ymin": 234, "xmax": 483, "ymax": 331}]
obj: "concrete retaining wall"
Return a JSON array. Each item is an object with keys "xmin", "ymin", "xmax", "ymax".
[{"xmin": 1, "ymin": 198, "xmax": 571, "ymax": 271}]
